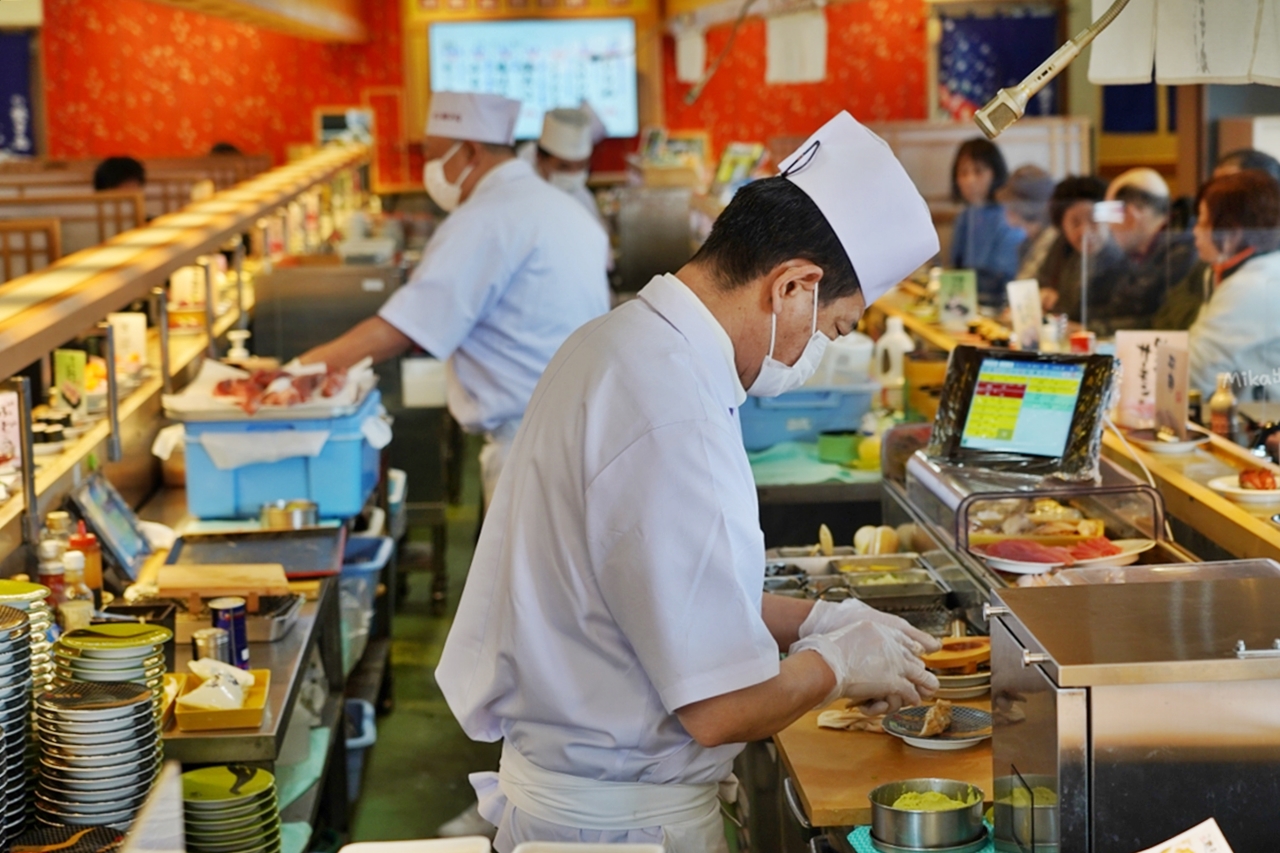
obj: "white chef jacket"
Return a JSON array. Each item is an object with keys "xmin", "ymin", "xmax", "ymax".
[
  {"xmin": 437, "ymin": 273, "xmax": 780, "ymax": 790},
  {"xmin": 378, "ymin": 158, "xmax": 610, "ymax": 433}
]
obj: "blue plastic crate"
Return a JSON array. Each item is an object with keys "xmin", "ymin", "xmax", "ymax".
[
  {"xmin": 184, "ymin": 390, "xmax": 383, "ymax": 519},
  {"xmin": 345, "ymin": 698, "xmax": 377, "ymax": 803},
  {"xmin": 739, "ymin": 384, "xmax": 877, "ymax": 452}
]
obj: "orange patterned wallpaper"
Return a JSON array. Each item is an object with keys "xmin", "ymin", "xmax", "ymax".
[
  {"xmin": 42, "ymin": 0, "xmax": 403, "ymax": 164},
  {"xmin": 662, "ymin": 0, "xmax": 927, "ymax": 159}
]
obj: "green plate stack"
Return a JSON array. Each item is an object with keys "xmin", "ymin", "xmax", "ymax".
[
  {"xmin": 183, "ymin": 765, "xmax": 282, "ymax": 853},
  {"xmin": 54, "ymin": 624, "xmax": 173, "ymax": 721}
]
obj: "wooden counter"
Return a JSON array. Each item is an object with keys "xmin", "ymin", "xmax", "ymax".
[{"xmin": 773, "ymin": 699, "xmax": 993, "ymax": 828}]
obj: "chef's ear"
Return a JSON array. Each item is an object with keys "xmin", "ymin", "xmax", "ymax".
[{"xmin": 767, "ymin": 261, "xmax": 825, "ymax": 314}]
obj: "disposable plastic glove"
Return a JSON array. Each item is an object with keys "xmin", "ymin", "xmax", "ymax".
[
  {"xmin": 790, "ymin": 621, "xmax": 939, "ymax": 715},
  {"xmin": 800, "ymin": 598, "xmax": 942, "ymax": 654}
]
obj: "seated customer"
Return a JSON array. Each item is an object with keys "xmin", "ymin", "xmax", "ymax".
[
  {"xmin": 1154, "ymin": 149, "xmax": 1280, "ymax": 329},
  {"xmin": 1033, "ymin": 176, "xmax": 1123, "ymax": 324},
  {"xmin": 92, "ymin": 156, "xmax": 145, "ymax": 192},
  {"xmin": 1101, "ymin": 168, "xmax": 1196, "ymax": 329},
  {"xmin": 948, "ymin": 138, "xmax": 1024, "ymax": 308},
  {"xmin": 1189, "ymin": 171, "xmax": 1280, "ymax": 401},
  {"xmin": 997, "ymin": 165, "xmax": 1057, "ymax": 281}
]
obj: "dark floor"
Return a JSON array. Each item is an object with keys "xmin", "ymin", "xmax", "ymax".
[{"xmin": 349, "ymin": 440, "xmax": 500, "ymax": 841}]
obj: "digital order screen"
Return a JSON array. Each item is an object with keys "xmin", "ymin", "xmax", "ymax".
[
  {"xmin": 959, "ymin": 358, "xmax": 1086, "ymax": 458},
  {"xmin": 428, "ymin": 18, "xmax": 639, "ymax": 140}
]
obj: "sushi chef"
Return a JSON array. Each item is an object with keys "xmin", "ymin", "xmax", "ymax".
[
  {"xmin": 436, "ymin": 112, "xmax": 942, "ymax": 852},
  {"xmin": 534, "ymin": 106, "xmax": 607, "ymax": 228},
  {"xmin": 300, "ymin": 91, "xmax": 610, "ymax": 503}
]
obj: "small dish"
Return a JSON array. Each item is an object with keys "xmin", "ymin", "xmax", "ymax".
[
  {"xmin": 1208, "ymin": 475, "xmax": 1280, "ymax": 505},
  {"xmin": 1125, "ymin": 425, "xmax": 1212, "ymax": 455},
  {"xmin": 884, "ymin": 705, "xmax": 993, "ymax": 751}
]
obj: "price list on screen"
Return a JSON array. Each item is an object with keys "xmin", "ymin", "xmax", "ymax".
[{"xmin": 960, "ymin": 359, "xmax": 1085, "ymax": 457}]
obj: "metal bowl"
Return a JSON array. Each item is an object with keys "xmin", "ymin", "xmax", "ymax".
[
  {"xmin": 869, "ymin": 778, "xmax": 985, "ymax": 849},
  {"xmin": 259, "ymin": 499, "xmax": 318, "ymax": 530},
  {"xmin": 992, "ymin": 774, "xmax": 1059, "ymax": 851}
]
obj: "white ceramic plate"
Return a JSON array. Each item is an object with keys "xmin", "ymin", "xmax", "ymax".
[
  {"xmin": 1126, "ymin": 426, "xmax": 1212, "ymax": 454},
  {"xmin": 1071, "ymin": 538, "xmax": 1157, "ymax": 568},
  {"xmin": 1208, "ymin": 475, "xmax": 1280, "ymax": 505},
  {"xmin": 980, "ymin": 554, "xmax": 1064, "ymax": 575},
  {"xmin": 899, "ymin": 733, "xmax": 991, "ymax": 750}
]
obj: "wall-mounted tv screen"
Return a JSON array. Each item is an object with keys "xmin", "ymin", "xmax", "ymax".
[{"xmin": 428, "ymin": 17, "xmax": 639, "ymax": 140}]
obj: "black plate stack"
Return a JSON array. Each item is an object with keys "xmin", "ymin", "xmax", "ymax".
[
  {"xmin": 0, "ymin": 604, "xmax": 33, "ymax": 845},
  {"xmin": 33, "ymin": 682, "xmax": 161, "ymax": 831}
]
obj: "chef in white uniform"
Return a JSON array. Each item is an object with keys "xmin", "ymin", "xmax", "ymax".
[
  {"xmin": 301, "ymin": 92, "xmax": 610, "ymax": 504},
  {"xmin": 436, "ymin": 112, "xmax": 942, "ymax": 852},
  {"xmin": 534, "ymin": 107, "xmax": 607, "ymax": 228}
]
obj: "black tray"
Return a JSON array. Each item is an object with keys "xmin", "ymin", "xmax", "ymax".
[{"xmin": 164, "ymin": 528, "xmax": 346, "ymax": 578}]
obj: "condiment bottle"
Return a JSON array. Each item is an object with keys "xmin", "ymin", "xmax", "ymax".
[
  {"xmin": 1188, "ymin": 389, "xmax": 1204, "ymax": 426},
  {"xmin": 874, "ymin": 316, "xmax": 915, "ymax": 412},
  {"xmin": 1209, "ymin": 373, "xmax": 1238, "ymax": 442},
  {"xmin": 58, "ymin": 551, "xmax": 94, "ymax": 632},
  {"xmin": 36, "ymin": 540, "xmax": 65, "ymax": 608},
  {"xmin": 45, "ymin": 511, "xmax": 73, "ymax": 555},
  {"xmin": 68, "ymin": 521, "xmax": 103, "ymax": 602}
]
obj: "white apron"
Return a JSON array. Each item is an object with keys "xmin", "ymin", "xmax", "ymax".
[{"xmin": 473, "ymin": 744, "xmax": 734, "ymax": 853}]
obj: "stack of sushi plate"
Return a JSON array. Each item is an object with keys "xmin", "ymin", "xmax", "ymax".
[
  {"xmin": 34, "ymin": 682, "xmax": 161, "ymax": 830},
  {"xmin": 183, "ymin": 765, "xmax": 282, "ymax": 853}
]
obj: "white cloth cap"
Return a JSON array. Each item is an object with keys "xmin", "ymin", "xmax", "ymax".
[
  {"xmin": 540, "ymin": 108, "xmax": 594, "ymax": 162},
  {"xmin": 426, "ymin": 91, "xmax": 521, "ymax": 146},
  {"xmin": 580, "ymin": 101, "xmax": 608, "ymax": 145},
  {"xmin": 779, "ymin": 111, "xmax": 938, "ymax": 306}
]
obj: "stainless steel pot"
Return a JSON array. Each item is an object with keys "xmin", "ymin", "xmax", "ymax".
[
  {"xmin": 868, "ymin": 778, "xmax": 985, "ymax": 849},
  {"xmin": 259, "ymin": 499, "xmax": 318, "ymax": 530}
]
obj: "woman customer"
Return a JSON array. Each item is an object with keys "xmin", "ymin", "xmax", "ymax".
[
  {"xmin": 997, "ymin": 164, "xmax": 1058, "ymax": 281},
  {"xmin": 948, "ymin": 138, "xmax": 1024, "ymax": 308},
  {"xmin": 1032, "ymin": 176, "xmax": 1125, "ymax": 325},
  {"xmin": 1189, "ymin": 171, "xmax": 1280, "ymax": 401}
]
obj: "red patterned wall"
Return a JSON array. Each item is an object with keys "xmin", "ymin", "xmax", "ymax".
[
  {"xmin": 41, "ymin": 0, "xmax": 403, "ymax": 165},
  {"xmin": 662, "ymin": 0, "xmax": 927, "ymax": 160}
]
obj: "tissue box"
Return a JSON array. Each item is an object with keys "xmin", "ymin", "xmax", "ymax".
[{"xmin": 184, "ymin": 390, "xmax": 382, "ymax": 519}]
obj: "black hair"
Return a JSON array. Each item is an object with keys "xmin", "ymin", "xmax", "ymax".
[
  {"xmin": 951, "ymin": 137, "xmax": 1009, "ymax": 203},
  {"xmin": 1217, "ymin": 148, "xmax": 1280, "ymax": 184},
  {"xmin": 210, "ymin": 142, "xmax": 242, "ymax": 155},
  {"xmin": 1049, "ymin": 175, "xmax": 1108, "ymax": 230},
  {"xmin": 1113, "ymin": 184, "xmax": 1170, "ymax": 216},
  {"xmin": 690, "ymin": 177, "xmax": 861, "ymax": 303},
  {"xmin": 92, "ymin": 156, "xmax": 146, "ymax": 191}
]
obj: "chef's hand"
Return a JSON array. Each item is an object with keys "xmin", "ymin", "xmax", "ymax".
[
  {"xmin": 790, "ymin": 621, "xmax": 939, "ymax": 712},
  {"xmin": 800, "ymin": 599, "xmax": 941, "ymax": 654}
]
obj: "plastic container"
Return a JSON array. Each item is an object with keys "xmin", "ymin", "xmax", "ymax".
[
  {"xmin": 183, "ymin": 389, "xmax": 383, "ymax": 519},
  {"xmin": 387, "ymin": 468, "xmax": 407, "ymax": 541},
  {"xmin": 739, "ymin": 384, "xmax": 878, "ymax": 452},
  {"xmin": 873, "ymin": 316, "xmax": 915, "ymax": 412},
  {"xmin": 345, "ymin": 698, "xmax": 377, "ymax": 803},
  {"xmin": 341, "ymin": 536, "xmax": 394, "ymax": 673},
  {"xmin": 806, "ymin": 332, "xmax": 874, "ymax": 387}
]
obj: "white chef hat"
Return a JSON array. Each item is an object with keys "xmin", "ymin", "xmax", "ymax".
[
  {"xmin": 580, "ymin": 101, "xmax": 608, "ymax": 145},
  {"xmin": 539, "ymin": 108, "xmax": 594, "ymax": 162},
  {"xmin": 779, "ymin": 112, "xmax": 939, "ymax": 306},
  {"xmin": 426, "ymin": 91, "xmax": 522, "ymax": 146}
]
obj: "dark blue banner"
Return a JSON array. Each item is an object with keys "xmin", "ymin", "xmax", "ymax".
[
  {"xmin": 0, "ymin": 33, "xmax": 34, "ymax": 156},
  {"xmin": 939, "ymin": 12, "xmax": 1061, "ymax": 121}
]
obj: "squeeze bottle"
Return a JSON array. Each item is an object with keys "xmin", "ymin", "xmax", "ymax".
[{"xmin": 874, "ymin": 316, "xmax": 915, "ymax": 412}]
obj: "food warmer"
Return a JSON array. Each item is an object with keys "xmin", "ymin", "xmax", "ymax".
[{"xmin": 987, "ymin": 571, "xmax": 1280, "ymax": 853}]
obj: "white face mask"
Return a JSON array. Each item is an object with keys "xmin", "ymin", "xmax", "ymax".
[
  {"xmin": 423, "ymin": 142, "xmax": 474, "ymax": 213},
  {"xmin": 549, "ymin": 170, "xmax": 589, "ymax": 193},
  {"xmin": 747, "ymin": 283, "xmax": 830, "ymax": 398}
]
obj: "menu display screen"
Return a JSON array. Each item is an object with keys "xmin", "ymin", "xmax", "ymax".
[
  {"xmin": 428, "ymin": 18, "xmax": 639, "ymax": 140},
  {"xmin": 960, "ymin": 358, "xmax": 1086, "ymax": 458}
]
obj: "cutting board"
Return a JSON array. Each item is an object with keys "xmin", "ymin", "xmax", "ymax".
[{"xmin": 157, "ymin": 563, "xmax": 291, "ymax": 613}]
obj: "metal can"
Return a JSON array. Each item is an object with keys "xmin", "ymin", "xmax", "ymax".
[
  {"xmin": 208, "ymin": 597, "xmax": 250, "ymax": 670},
  {"xmin": 191, "ymin": 627, "xmax": 232, "ymax": 665}
]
